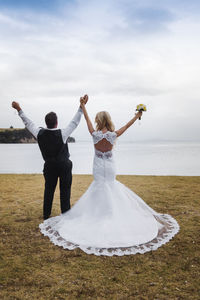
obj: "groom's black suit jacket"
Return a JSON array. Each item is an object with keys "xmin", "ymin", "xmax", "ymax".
[{"xmin": 37, "ymin": 128, "xmax": 70, "ymax": 162}]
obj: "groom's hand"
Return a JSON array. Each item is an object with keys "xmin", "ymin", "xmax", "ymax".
[
  {"xmin": 80, "ymin": 97, "xmax": 84, "ymax": 105},
  {"xmin": 12, "ymin": 101, "xmax": 21, "ymax": 112}
]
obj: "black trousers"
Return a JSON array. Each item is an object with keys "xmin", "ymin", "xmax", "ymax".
[{"xmin": 43, "ymin": 159, "xmax": 72, "ymax": 220}]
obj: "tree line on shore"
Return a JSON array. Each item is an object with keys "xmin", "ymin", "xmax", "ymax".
[{"xmin": 0, "ymin": 128, "xmax": 75, "ymax": 143}]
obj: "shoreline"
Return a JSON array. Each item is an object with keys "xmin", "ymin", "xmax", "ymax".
[{"xmin": 0, "ymin": 173, "xmax": 200, "ymax": 177}]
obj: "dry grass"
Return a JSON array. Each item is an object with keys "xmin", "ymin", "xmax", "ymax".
[{"xmin": 0, "ymin": 174, "xmax": 200, "ymax": 300}]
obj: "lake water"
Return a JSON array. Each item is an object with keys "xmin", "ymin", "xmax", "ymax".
[{"xmin": 0, "ymin": 141, "xmax": 200, "ymax": 176}]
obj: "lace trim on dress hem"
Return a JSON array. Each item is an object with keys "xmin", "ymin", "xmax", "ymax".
[{"xmin": 39, "ymin": 214, "xmax": 179, "ymax": 256}]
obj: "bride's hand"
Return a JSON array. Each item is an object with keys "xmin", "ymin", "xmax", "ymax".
[
  {"xmin": 83, "ymin": 94, "xmax": 88, "ymax": 104},
  {"xmin": 136, "ymin": 111, "xmax": 142, "ymax": 118}
]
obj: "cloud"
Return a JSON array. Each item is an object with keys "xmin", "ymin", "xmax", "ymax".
[{"xmin": 0, "ymin": 0, "xmax": 200, "ymax": 141}]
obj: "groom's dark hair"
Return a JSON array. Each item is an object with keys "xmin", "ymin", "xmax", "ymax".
[{"xmin": 45, "ymin": 112, "xmax": 58, "ymax": 129}]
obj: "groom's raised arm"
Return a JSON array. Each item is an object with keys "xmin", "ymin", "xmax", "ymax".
[
  {"xmin": 61, "ymin": 106, "xmax": 83, "ymax": 143},
  {"xmin": 61, "ymin": 95, "xmax": 88, "ymax": 143},
  {"xmin": 12, "ymin": 101, "xmax": 40, "ymax": 139}
]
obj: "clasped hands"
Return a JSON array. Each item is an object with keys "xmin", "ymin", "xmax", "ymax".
[{"xmin": 80, "ymin": 95, "xmax": 88, "ymax": 107}]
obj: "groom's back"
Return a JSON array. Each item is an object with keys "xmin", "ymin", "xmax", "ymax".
[{"xmin": 37, "ymin": 128, "xmax": 69, "ymax": 162}]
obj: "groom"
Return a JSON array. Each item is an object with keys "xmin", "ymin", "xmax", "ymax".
[{"xmin": 12, "ymin": 95, "xmax": 88, "ymax": 220}]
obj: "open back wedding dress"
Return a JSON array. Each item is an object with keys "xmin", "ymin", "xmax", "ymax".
[{"xmin": 39, "ymin": 131, "xmax": 179, "ymax": 256}]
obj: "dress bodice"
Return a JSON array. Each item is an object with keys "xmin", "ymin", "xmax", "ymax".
[
  {"xmin": 92, "ymin": 131, "xmax": 117, "ymax": 145},
  {"xmin": 92, "ymin": 131, "xmax": 117, "ymax": 160}
]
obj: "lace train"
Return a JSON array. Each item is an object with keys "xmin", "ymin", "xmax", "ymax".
[{"xmin": 39, "ymin": 214, "xmax": 179, "ymax": 256}]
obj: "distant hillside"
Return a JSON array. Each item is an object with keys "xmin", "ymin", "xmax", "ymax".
[{"xmin": 0, "ymin": 128, "xmax": 75, "ymax": 143}]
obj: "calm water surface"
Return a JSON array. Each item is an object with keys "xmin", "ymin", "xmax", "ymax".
[{"xmin": 0, "ymin": 141, "xmax": 200, "ymax": 175}]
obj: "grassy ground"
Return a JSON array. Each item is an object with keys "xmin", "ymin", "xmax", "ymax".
[{"xmin": 0, "ymin": 174, "xmax": 200, "ymax": 300}]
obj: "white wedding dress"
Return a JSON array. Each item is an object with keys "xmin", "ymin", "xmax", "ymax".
[{"xmin": 39, "ymin": 131, "xmax": 179, "ymax": 256}]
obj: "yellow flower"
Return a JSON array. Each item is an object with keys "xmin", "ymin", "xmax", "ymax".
[{"xmin": 136, "ymin": 104, "xmax": 147, "ymax": 112}]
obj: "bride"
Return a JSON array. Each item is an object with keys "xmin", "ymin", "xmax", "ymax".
[{"xmin": 39, "ymin": 96, "xmax": 179, "ymax": 256}]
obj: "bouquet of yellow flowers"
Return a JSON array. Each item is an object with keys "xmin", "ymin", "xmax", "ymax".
[{"xmin": 136, "ymin": 104, "xmax": 147, "ymax": 120}]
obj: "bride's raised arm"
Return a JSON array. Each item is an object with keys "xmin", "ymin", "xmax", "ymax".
[
  {"xmin": 80, "ymin": 96, "xmax": 95, "ymax": 135},
  {"xmin": 115, "ymin": 111, "xmax": 142, "ymax": 137}
]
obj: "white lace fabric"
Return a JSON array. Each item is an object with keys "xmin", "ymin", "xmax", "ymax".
[
  {"xmin": 39, "ymin": 212, "xmax": 179, "ymax": 256},
  {"xmin": 39, "ymin": 130, "xmax": 179, "ymax": 256},
  {"xmin": 92, "ymin": 131, "xmax": 117, "ymax": 160},
  {"xmin": 95, "ymin": 149, "xmax": 113, "ymax": 159},
  {"xmin": 92, "ymin": 130, "xmax": 117, "ymax": 145}
]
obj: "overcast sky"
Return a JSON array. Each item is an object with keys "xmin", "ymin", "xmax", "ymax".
[{"xmin": 0, "ymin": 0, "xmax": 200, "ymax": 141}]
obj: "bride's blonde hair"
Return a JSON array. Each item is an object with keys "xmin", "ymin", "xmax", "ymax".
[{"xmin": 95, "ymin": 111, "xmax": 115, "ymax": 132}]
